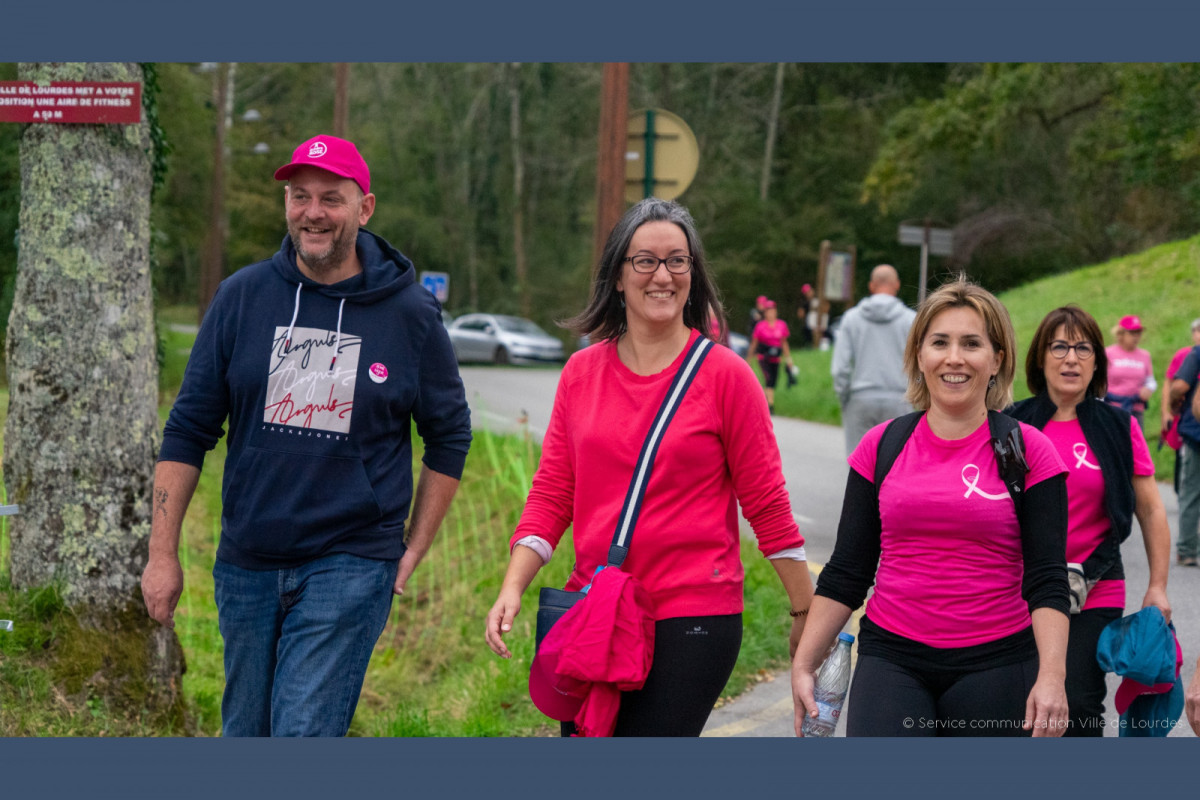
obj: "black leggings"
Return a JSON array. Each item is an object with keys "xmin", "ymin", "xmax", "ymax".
[
  {"xmin": 845, "ymin": 653, "xmax": 1039, "ymax": 736},
  {"xmin": 1063, "ymin": 606, "xmax": 1122, "ymax": 737},
  {"xmin": 758, "ymin": 358, "xmax": 780, "ymax": 389},
  {"xmin": 561, "ymin": 613, "xmax": 742, "ymax": 737}
]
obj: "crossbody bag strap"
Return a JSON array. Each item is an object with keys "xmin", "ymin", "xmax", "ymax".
[{"xmin": 606, "ymin": 335, "xmax": 714, "ymax": 569}]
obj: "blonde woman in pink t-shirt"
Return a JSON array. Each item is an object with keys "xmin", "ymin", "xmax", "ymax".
[
  {"xmin": 792, "ymin": 278, "xmax": 1071, "ymax": 737},
  {"xmin": 486, "ymin": 198, "xmax": 815, "ymax": 737}
]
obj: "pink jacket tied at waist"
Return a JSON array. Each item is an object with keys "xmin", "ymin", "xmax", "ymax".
[{"xmin": 529, "ymin": 567, "xmax": 656, "ymax": 737}]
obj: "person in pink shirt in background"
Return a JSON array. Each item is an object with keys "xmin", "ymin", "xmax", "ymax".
[
  {"xmin": 1105, "ymin": 314, "xmax": 1156, "ymax": 431},
  {"xmin": 792, "ymin": 278, "xmax": 1071, "ymax": 737},
  {"xmin": 747, "ymin": 299, "xmax": 795, "ymax": 414},
  {"xmin": 1008, "ymin": 305, "xmax": 1171, "ymax": 736},
  {"xmin": 1161, "ymin": 318, "xmax": 1200, "ymax": 494}
]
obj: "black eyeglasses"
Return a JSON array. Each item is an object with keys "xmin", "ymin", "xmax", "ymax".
[
  {"xmin": 1048, "ymin": 340, "xmax": 1095, "ymax": 360},
  {"xmin": 624, "ymin": 255, "xmax": 693, "ymax": 274}
]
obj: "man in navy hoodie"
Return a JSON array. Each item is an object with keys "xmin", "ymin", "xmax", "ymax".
[{"xmin": 141, "ymin": 135, "xmax": 472, "ymax": 736}]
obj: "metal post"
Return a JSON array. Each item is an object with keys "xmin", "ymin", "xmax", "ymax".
[
  {"xmin": 333, "ymin": 63, "xmax": 349, "ymax": 137},
  {"xmin": 918, "ymin": 220, "xmax": 930, "ymax": 305},
  {"xmin": 643, "ymin": 109, "xmax": 656, "ymax": 199}
]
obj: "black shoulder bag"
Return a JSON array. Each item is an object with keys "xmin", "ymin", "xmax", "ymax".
[{"xmin": 534, "ymin": 335, "xmax": 714, "ymax": 649}]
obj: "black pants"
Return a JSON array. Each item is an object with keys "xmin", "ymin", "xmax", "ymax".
[
  {"xmin": 845, "ymin": 653, "xmax": 1039, "ymax": 736},
  {"xmin": 561, "ymin": 614, "xmax": 742, "ymax": 737},
  {"xmin": 1063, "ymin": 606, "xmax": 1123, "ymax": 737},
  {"xmin": 758, "ymin": 359, "xmax": 780, "ymax": 388}
]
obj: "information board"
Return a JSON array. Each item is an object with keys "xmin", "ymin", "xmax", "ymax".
[{"xmin": 0, "ymin": 82, "xmax": 142, "ymax": 124}]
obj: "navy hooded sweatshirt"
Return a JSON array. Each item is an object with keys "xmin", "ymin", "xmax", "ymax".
[{"xmin": 160, "ymin": 229, "xmax": 472, "ymax": 570}]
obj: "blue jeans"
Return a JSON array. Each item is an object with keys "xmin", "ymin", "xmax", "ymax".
[
  {"xmin": 213, "ymin": 552, "xmax": 398, "ymax": 736},
  {"xmin": 1179, "ymin": 445, "xmax": 1200, "ymax": 559}
]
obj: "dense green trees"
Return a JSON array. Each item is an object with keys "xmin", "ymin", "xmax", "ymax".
[{"xmin": 4, "ymin": 62, "xmax": 1200, "ymax": 351}]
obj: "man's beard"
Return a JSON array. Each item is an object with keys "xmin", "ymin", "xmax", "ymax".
[{"xmin": 290, "ymin": 224, "xmax": 357, "ymax": 278}]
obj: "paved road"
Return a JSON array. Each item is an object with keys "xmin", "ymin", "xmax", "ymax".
[{"xmin": 460, "ymin": 364, "xmax": 1199, "ymax": 738}]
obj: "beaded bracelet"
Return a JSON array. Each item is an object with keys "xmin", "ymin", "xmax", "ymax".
[{"xmin": 788, "ymin": 608, "xmax": 809, "ymax": 618}]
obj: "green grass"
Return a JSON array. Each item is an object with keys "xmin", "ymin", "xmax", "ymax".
[{"xmin": 756, "ymin": 348, "xmax": 841, "ymax": 425}]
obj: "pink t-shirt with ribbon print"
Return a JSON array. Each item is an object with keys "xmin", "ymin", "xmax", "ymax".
[
  {"xmin": 752, "ymin": 320, "xmax": 789, "ymax": 363},
  {"xmin": 849, "ymin": 415, "xmax": 1067, "ymax": 648},
  {"xmin": 1041, "ymin": 416, "xmax": 1153, "ymax": 610},
  {"xmin": 1105, "ymin": 345, "xmax": 1153, "ymax": 408}
]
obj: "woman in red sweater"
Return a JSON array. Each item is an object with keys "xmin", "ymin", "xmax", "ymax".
[{"xmin": 485, "ymin": 198, "xmax": 814, "ymax": 736}]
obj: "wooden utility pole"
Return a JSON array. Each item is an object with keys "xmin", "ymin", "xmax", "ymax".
[
  {"xmin": 760, "ymin": 63, "xmax": 785, "ymax": 202},
  {"xmin": 333, "ymin": 63, "xmax": 350, "ymax": 138},
  {"xmin": 199, "ymin": 62, "xmax": 232, "ymax": 322},
  {"xmin": 593, "ymin": 63, "xmax": 629, "ymax": 272}
]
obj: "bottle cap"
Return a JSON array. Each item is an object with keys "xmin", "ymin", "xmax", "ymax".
[{"xmin": 837, "ymin": 632, "xmax": 855, "ymax": 643}]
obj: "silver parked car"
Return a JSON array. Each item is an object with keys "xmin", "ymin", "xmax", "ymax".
[
  {"xmin": 447, "ymin": 313, "xmax": 565, "ymax": 365},
  {"xmin": 726, "ymin": 331, "xmax": 750, "ymax": 358}
]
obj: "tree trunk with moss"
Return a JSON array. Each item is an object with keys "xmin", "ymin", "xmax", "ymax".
[{"xmin": 3, "ymin": 62, "xmax": 184, "ymax": 724}]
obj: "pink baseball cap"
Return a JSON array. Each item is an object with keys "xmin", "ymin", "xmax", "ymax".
[
  {"xmin": 528, "ymin": 646, "xmax": 586, "ymax": 721},
  {"xmin": 274, "ymin": 135, "xmax": 371, "ymax": 196},
  {"xmin": 801, "ymin": 283, "xmax": 812, "ymax": 293},
  {"xmin": 762, "ymin": 299, "xmax": 777, "ymax": 310},
  {"xmin": 1118, "ymin": 315, "xmax": 1144, "ymax": 332}
]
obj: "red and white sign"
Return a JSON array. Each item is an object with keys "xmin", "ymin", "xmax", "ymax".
[{"xmin": 0, "ymin": 81, "xmax": 142, "ymax": 124}]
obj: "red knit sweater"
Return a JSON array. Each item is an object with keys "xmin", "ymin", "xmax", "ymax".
[{"xmin": 512, "ymin": 329, "xmax": 804, "ymax": 620}]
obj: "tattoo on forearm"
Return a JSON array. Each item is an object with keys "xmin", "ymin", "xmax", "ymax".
[{"xmin": 154, "ymin": 488, "xmax": 169, "ymax": 520}]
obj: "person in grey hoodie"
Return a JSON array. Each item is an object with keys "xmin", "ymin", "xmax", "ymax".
[{"xmin": 831, "ymin": 265, "xmax": 915, "ymax": 456}]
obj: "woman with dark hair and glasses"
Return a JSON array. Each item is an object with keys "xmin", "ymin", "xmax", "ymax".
[
  {"xmin": 1008, "ymin": 305, "xmax": 1171, "ymax": 736},
  {"xmin": 485, "ymin": 197, "xmax": 814, "ymax": 736}
]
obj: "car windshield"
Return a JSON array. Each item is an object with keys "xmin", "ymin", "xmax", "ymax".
[{"xmin": 494, "ymin": 316, "xmax": 548, "ymax": 335}]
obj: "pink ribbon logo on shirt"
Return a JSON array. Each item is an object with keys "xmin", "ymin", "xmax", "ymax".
[
  {"xmin": 961, "ymin": 464, "xmax": 1011, "ymax": 501},
  {"xmin": 1072, "ymin": 442, "xmax": 1101, "ymax": 471}
]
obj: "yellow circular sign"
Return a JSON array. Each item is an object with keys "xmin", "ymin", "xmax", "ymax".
[{"xmin": 625, "ymin": 108, "xmax": 700, "ymax": 203}]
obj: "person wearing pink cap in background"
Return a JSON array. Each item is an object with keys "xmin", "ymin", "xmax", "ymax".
[
  {"xmin": 142, "ymin": 134, "xmax": 472, "ymax": 736},
  {"xmin": 747, "ymin": 299, "xmax": 795, "ymax": 413},
  {"xmin": 1105, "ymin": 314, "xmax": 1156, "ymax": 431},
  {"xmin": 798, "ymin": 283, "xmax": 816, "ymax": 348},
  {"xmin": 1160, "ymin": 319, "xmax": 1200, "ymax": 496}
]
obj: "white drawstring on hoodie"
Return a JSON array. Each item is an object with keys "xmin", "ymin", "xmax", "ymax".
[{"xmin": 283, "ymin": 281, "xmax": 345, "ymax": 373}]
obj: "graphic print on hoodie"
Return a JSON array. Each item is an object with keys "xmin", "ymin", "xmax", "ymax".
[{"xmin": 265, "ymin": 326, "xmax": 361, "ymax": 435}]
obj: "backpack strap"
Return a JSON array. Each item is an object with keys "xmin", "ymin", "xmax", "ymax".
[
  {"xmin": 987, "ymin": 410, "xmax": 1028, "ymax": 513},
  {"xmin": 874, "ymin": 411, "xmax": 924, "ymax": 488}
]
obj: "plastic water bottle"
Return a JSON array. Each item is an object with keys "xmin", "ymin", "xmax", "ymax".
[{"xmin": 801, "ymin": 632, "xmax": 854, "ymax": 738}]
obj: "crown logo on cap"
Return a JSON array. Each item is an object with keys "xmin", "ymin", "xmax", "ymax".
[{"xmin": 308, "ymin": 141, "xmax": 328, "ymax": 158}]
